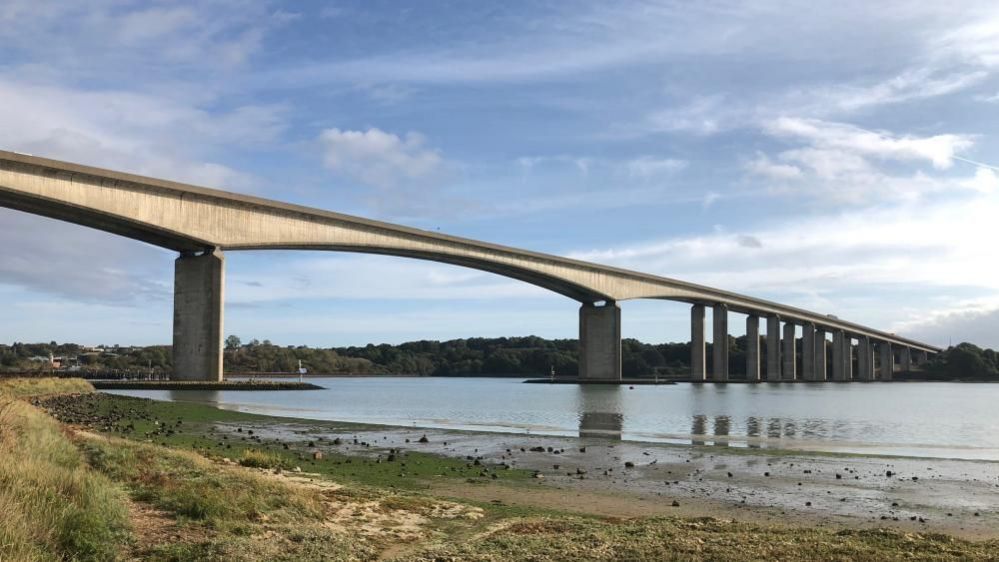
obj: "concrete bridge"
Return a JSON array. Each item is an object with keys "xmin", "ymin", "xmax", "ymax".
[{"xmin": 0, "ymin": 150, "xmax": 940, "ymax": 381}]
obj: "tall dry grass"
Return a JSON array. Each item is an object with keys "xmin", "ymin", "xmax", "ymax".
[
  {"xmin": 0, "ymin": 377, "xmax": 94, "ymax": 398},
  {"xmin": 0, "ymin": 397, "xmax": 128, "ymax": 561}
]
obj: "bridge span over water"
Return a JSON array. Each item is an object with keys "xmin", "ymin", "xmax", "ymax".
[{"xmin": 0, "ymin": 150, "xmax": 939, "ymax": 382}]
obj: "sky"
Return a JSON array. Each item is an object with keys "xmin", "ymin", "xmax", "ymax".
[{"xmin": 1, "ymin": 0, "xmax": 998, "ymax": 349}]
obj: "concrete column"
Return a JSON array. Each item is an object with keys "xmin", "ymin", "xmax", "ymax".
[
  {"xmin": 766, "ymin": 316, "xmax": 781, "ymax": 381},
  {"xmin": 746, "ymin": 315, "xmax": 761, "ymax": 382},
  {"xmin": 857, "ymin": 336, "xmax": 873, "ymax": 381},
  {"xmin": 173, "ymin": 249, "xmax": 225, "ymax": 381},
  {"xmin": 843, "ymin": 336, "xmax": 854, "ymax": 381},
  {"xmin": 579, "ymin": 302, "xmax": 622, "ymax": 380},
  {"xmin": 690, "ymin": 304, "xmax": 706, "ymax": 381},
  {"xmin": 782, "ymin": 322, "xmax": 797, "ymax": 381},
  {"xmin": 831, "ymin": 330, "xmax": 844, "ymax": 381},
  {"xmin": 879, "ymin": 342, "xmax": 893, "ymax": 381},
  {"xmin": 866, "ymin": 340, "xmax": 876, "ymax": 380},
  {"xmin": 900, "ymin": 347, "xmax": 912, "ymax": 372},
  {"xmin": 814, "ymin": 329, "xmax": 827, "ymax": 380},
  {"xmin": 801, "ymin": 324, "xmax": 815, "ymax": 381},
  {"xmin": 712, "ymin": 304, "xmax": 729, "ymax": 382}
]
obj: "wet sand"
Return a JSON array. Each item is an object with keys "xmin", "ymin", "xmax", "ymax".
[{"xmin": 222, "ymin": 419, "xmax": 999, "ymax": 540}]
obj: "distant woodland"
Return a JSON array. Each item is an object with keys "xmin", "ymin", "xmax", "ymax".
[{"xmin": 1, "ymin": 337, "xmax": 996, "ymax": 380}]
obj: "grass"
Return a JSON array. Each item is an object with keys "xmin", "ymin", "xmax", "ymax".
[
  {"xmin": 0, "ymin": 376, "xmax": 94, "ymax": 398},
  {"xmin": 0, "ymin": 395, "xmax": 129, "ymax": 561},
  {"xmin": 80, "ymin": 435, "xmax": 324, "ymax": 528},
  {"xmin": 238, "ymin": 448, "xmax": 294, "ymax": 469},
  {"xmin": 76, "ymin": 431, "xmax": 486, "ymax": 560}
]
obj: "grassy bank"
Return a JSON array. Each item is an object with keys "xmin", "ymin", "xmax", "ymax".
[
  {"xmin": 0, "ymin": 376, "xmax": 94, "ymax": 398},
  {"xmin": 0, "ymin": 381, "xmax": 128, "ymax": 561},
  {"xmin": 5, "ymin": 378, "xmax": 999, "ymax": 560}
]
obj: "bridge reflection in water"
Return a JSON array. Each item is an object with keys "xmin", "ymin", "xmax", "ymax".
[
  {"xmin": 691, "ymin": 415, "xmax": 836, "ymax": 447},
  {"xmin": 576, "ymin": 387, "xmax": 624, "ymax": 440},
  {"xmin": 573, "ymin": 386, "xmax": 855, "ymax": 448}
]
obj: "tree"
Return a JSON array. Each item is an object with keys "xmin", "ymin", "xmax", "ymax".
[{"xmin": 225, "ymin": 335, "xmax": 242, "ymax": 351}]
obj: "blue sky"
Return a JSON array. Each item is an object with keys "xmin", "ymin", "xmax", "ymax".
[{"xmin": 1, "ymin": 0, "xmax": 998, "ymax": 348}]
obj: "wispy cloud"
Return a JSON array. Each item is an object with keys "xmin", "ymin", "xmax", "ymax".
[
  {"xmin": 0, "ymin": 78, "xmax": 283, "ymax": 188},
  {"xmin": 0, "ymin": 0, "xmax": 289, "ymax": 76},
  {"xmin": 0, "ymin": 210, "xmax": 172, "ymax": 304},
  {"xmin": 626, "ymin": 156, "xmax": 688, "ymax": 178}
]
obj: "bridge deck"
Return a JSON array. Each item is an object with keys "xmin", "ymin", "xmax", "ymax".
[{"xmin": 0, "ymin": 149, "xmax": 939, "ymax": 353}]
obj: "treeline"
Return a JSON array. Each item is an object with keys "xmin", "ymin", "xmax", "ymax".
[
  {"xmin": 917, "ymin": 343, "xmax": 999, "ymax": 380},
  {"xmin": 4, "ymin": 337, "xmax": 997, "ymax": 380},
  {"xmin": 228, "ymin": 335, "xmax": 738, "ymax": 378}
]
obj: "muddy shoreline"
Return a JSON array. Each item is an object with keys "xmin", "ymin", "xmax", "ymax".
[{"xmin": 223, "ymin": 417, "xmax": 999, "ymax": 540}]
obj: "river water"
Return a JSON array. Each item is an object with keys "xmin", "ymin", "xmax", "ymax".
[{"xmin": 105, "ymin": 377, "xmax": 999, "ymax": 461}]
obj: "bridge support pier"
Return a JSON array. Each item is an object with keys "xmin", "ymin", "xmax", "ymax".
[
  {"xmin": 712, "ymin": 304, "xmax": 729, "ymax": 381},
  {"xmin": 879, "ymin": 342, "xmax": 893, "ymax": 381},
  {"xmin": 746, "ymin": 315, "xmax": 761, "ymax": 382},
  {"xmin": 690, "ymin": 304, "xmax": 706, "ymax": 381},
  {"xmin": 857, "ymin": 336, "xmax": 873, "ymax": 381},
  {"xmin": 918, "ymin": 350, "xmax": 929, "ymax": 365},
  {"xmin": 579, "ymin": 301, "xmax": 622, "ymax": 380},
  {"xmin": 814, "ymin": 329, "xmax": 827, "ymax": 380},
  {"xmin": 766, "ymin": 316, "xmax": 781, "ymax": 381},
  {"xmin": 900, "ymin": 347, "xmax": 912, "ymax": 372},
  {"xmin": 782, "ymin": 322, "xmax": 796, "ymax": 381},
  {"xmin": 801, "ymin": 324, "xmax": 815, "ymax": 381},
  {"xmin": 172, "ymin": 249, "xmax": 225, "ymax": 381},
  {"xmin": 832, "ymin": 331, "xmax": 845, "ymax": 381},
  {"xmin": 843, "ymin": 336, "xmax": 854, "ymax": 380}
]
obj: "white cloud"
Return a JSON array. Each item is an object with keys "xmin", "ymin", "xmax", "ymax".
[
  {"xmin": 318, "ymin": 128, "xmax": 444, "ymax": 189},
  {"xmin": 746, "ymin": 118, "xmax": 992, "ymax": 203},
  {"xmin": 935, "ymin": 12, "xmax": 999, "ymax": 69},
  {"xmin": 960, "ymin": 167, "xmax": 999, "ymax": 193},
  {"xmin": 765, "ymin": 118, "xmax": 972, "ymax": 170}
]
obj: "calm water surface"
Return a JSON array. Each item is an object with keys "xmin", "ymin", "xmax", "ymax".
[{"xmin": 106, "ymin": 378, "xmax": 999, "ymax": 461}]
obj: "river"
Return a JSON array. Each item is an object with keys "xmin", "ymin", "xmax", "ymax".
[{"xmin": 105, "ymin": 377, "xmax": 999, "ymax": 461}]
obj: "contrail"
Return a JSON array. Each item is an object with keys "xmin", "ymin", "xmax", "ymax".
[{"xmin": 952, "ymin": 155, "xmax": 999, "ymax": 172}]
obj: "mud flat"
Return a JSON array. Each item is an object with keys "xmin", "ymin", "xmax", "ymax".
[{"xmin": 240, "ymin": 420, "xmax": 999, "ymax": 540}]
